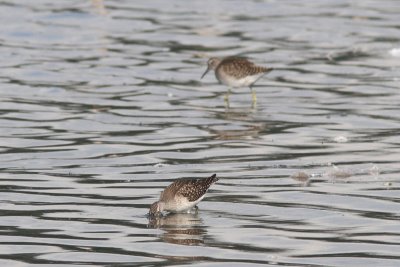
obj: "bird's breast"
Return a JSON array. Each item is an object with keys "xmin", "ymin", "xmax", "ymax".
[{"xmin": 216, "ymin": 71, "xmax": 264, "ymax": 87}]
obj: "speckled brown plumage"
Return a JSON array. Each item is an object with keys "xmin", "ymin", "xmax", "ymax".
[
  {"xmin": 201, "ymin": 56, "xmax": 273, "ymax": 93},
  {"xmin": 149, "ymin": 174, "xmax": 218, "ymax": 216},
  {"xmin": 160, "ymin": 174, "xmax": 218, "ymax": 202},
  {"xmin": 216, "ymin": 57, "xmax": 272, "ymax": 79}
]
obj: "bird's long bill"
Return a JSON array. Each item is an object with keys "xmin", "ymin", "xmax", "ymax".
[{"xmin": 201, "ymin": 67, "xmax": 210, "ymax": 79}]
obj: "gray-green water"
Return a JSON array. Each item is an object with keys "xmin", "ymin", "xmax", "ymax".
[{"xmin": 1, "ymin": 0, "xmax": 400, "ymax": 266}]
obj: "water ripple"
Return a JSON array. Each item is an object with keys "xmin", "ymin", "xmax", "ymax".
[{"xmin": 0, "ymin": 0, "xmax": 400, "ymax": 266}]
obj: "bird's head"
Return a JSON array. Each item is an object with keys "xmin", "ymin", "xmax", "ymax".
[
  {"xmin": 201, "ymin": 57, "xmax": 222, "ymax": 79},
  {"xmin": 148, "ymin": 201, "xmax": 164, "ymax": 217}
]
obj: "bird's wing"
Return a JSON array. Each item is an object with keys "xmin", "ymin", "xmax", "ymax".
[
  {"xmin": 160, "ymin": 174, "xmax": 218, "ymax": 202},
  {"xmin": 176, "ymin": 174, "xmax": 218, "ymax": 202},
  {"xmin": 219, "ymin": 57, "xmax": 271, "ymax": 78}
]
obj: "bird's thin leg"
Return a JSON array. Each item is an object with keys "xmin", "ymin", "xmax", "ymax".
[
  {"xmin": 224, "ymin": 88, "xmax": 231, "ymax": 108},
  {"xmin": 250, "ymin": 85, "xmax": 257, "ymax": 107},
  {"xmin": 190, "ymin": 205, "xmax": 199, "ymax": 214}
]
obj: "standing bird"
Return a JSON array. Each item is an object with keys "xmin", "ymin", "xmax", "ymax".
[
  {"xmin": 201, "ymin": 57, "xmax": 273, "ymax": 106},
  {"xmin": 149, "ymin": 174, "xmax": 218, "ymax": 217}
]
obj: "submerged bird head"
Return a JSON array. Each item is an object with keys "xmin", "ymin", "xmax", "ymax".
[
  {"xmin": 149, "ymin": 201, "xmax": 165, "ymax": 217},
  {"xmin": 201, "ymin": 57, "xmax": 222, "ymax": 79}
]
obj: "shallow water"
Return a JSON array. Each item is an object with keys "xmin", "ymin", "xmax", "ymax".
[{"xmin": 0, "ymin": 0, "xmax": 400, "ymax": 266}]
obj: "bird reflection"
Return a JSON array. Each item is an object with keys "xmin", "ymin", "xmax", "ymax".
[
  {"xmin": 210, "ymin": 123, "xmax": 265, "ymax": 140},
  {"xmin": 91, "ymin": 0, "xmax": 107, "ymax": 15},
  {"xmin": 209, "ymin": 107, "xmax": 266, "ymax": 140},
  {"xmin": 148, "ymin": 213, "xmax": 205, "ymax": 246}
]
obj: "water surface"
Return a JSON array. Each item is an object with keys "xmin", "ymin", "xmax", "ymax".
[{"xmin": 0, "ymin": 0, "xmax": 400, "ymax": 266}]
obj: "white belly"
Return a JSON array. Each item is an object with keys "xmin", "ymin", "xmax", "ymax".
[
  {"xmin": 217, "ymin": 73, "xmax": 265, "ymax": 88},
  {"xmin": 165, "ymin": 195, "xmax": 205, "ymax": 213}
]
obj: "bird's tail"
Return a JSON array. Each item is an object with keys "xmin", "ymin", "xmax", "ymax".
[
  {"xmin": 252, "ymin": 66, "xmax": 273, "ymax": 74},
  {"xmin": 205, "ymin": 173, "xmax": 218, "ymax": 185},
  {"xmin": 263, "ymin": 67, "xmax": 273, "ymax": 73}
]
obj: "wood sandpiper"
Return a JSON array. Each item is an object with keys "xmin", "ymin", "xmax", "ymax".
[
  {"xmin": 149, "ymin": 174, "xmax": 218, "ymax": 217},
  {"xmin": 201, "ymin": 57, "xmax": 273, "ymax": 106}
]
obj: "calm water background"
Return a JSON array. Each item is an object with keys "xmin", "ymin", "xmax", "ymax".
[{"xmin": 0, "ymin": 0, "xmax": 400, "ymax": 266}]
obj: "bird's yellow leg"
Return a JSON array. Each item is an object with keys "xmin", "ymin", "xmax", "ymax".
[
  {"xmin": 251, "ymin": 88, "xmax": 257, "ymax": 107},
  {"xmin": 224, "ymin": 88, "xmax": 231, "ymax": 108}
]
